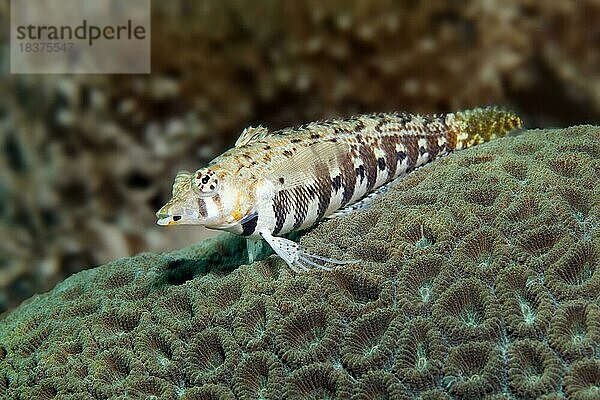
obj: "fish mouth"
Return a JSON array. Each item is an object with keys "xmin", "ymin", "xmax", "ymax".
[{"xmin": 156, "ymin": 215, "xmax": 182, "ymax": 226}]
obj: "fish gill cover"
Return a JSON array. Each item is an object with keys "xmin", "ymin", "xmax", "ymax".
[{"xmin": 0, "ymin": 126, "xmax": 599, "ymax": 398}]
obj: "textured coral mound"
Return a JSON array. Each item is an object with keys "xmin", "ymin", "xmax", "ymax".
[{"xmin": 1, "ymin": 126, "xmax": 599, "ymax": 399}]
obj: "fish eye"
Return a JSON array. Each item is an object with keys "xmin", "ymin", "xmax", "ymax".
[{"xmin": 193, "ymin": 168, "xmax": 219, "ymax": 196}]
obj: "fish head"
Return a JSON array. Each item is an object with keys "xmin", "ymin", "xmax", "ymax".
[{"xmin": 156, "ymin": 165, "xmax": 253, "ymax": 229}]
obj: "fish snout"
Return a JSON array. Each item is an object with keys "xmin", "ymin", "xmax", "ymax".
[{"xmin": 156, "ymin": 213, "xmax": 182, "ymax": 226}]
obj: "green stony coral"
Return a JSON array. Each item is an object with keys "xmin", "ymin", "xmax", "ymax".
[{"xmin": 1, "ymin": 126, "xmax": 600, "ymax": 399}]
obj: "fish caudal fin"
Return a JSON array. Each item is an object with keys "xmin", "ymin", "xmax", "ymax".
[
  {"xmin": 259, "ymin": 230, "xmax": 355, "ymax": 272},
  {"xmin": 449, "ymin": 106, "xmax": 522, "ymax": 150}
]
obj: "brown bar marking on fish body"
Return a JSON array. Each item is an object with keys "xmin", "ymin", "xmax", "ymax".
[
  {"xmin": 404, "ymin": 135, "xmax": 419, "ymax": 168},
  {"xmin": 313, "ymin": 161, "xmax": 332, "ymax": 221},
  {"xmin": 359, "ymin": 143, "xmax": 378, "ymax": 192},
  {"xmin": 272, "ymin": 190, "xmax": 291, "ymax": 235},
  {"xmin": 291, "ymin": 186, "xmax": 311, "ymax": 231},
  {"xmin": 197, "ymin": 198, "xmax": 207, "ymax": 218},
  {"xmin": 425, "ymin": 131, "xmax": 441, "ymax": 159},
  {"xmin": 338, "ymin": 151, "xmax": 357, "ymax": 207},
  {"xmin": 379, "ymin": 136, "xmax": 398, "ymax": 179}
]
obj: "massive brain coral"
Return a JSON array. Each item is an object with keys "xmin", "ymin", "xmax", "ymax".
[{"xmin": 1, "ymin": 126, "xmax": 599, "ymax": 399}]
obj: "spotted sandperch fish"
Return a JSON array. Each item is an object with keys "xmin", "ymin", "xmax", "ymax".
[{"xmin": 156, "ymin": 107, "xmax": 521, "ymax": 272}]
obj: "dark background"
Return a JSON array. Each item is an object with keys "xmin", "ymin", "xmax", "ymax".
[{"xmin": 1, "ymin": 0, "xmax": 599, "ymax": 313}]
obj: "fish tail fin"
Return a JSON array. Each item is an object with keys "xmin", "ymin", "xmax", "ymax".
[{"xmin": 448, "ymin": 106, "xmax": 523, "ymax": 150}]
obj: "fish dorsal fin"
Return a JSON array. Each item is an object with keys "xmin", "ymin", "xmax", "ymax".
[
  {"xmin": 172, "ymin": 170, "xmax": 191, "ymax": 195},
  {"xmin": 235, "ymin": 125, "xmax": 270, "ymax": 147},
  {"xmin": 269, "ymin": 141, "xmax": 350, "ymax": 189}
]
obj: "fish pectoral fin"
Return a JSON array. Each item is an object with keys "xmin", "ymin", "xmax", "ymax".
[{"xmin": 258, "ymin": 230, "xmax": 356, "ymax": 273}]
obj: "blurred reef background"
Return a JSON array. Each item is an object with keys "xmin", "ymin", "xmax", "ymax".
[{"xmin": 1, "ymin": 0, "xmax": 600, "ymax": 312}]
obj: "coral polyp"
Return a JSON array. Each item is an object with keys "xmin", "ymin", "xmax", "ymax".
[
  {"xmin": 134, "ymin": 328, "xmax": 180, "ymax": 378},
  {"xmin": 564, "ymin": 358, "xmax": 600, "ymax": 400},
  {"xmin": 432, "ymin": 277, "xmax": 502, "ymax": 342},
  {"xmin": 232, "ymin": 351, "xmax": 284, "ymax": 400},
  {"xmin": 275, "ymin": 305, "xmax": 343, "ymax": 367},
  {"xmin": 549, "ymin": 301, "xmax": 600, "ymax": 361},
  {"xmin": 501, "ymin": 158, "xmax": 529, "ymax": 181},
  {"xmin": 89, "ymin": 348, "xmax": 136, "ymax": 397},
  {"xmin": 341, "ymin": 308, "xmax": 397, "ymax": 375},
  {"xmin": 507, "ymin": 339, "xmax": 564, "ymax": 399},
  {"xmin": 397, "ymin": 254, "xmax": 450, "ymax": 317},
  {"xmin": 395, "ymin": 318, "xmax": 447, "ymax": 389},
  {"xmin": 515, "ymin": 225, "xmax": 566, "ymax": 261},
  {"xmin": 184, "ymin": 327, "xmax": 240, "ymax": 385},
  {"xmin": 96, "ymin": 306, "xmax": 142, "ymax": 337},
  {"xmin": 496, "ymin": 265, "xmax": 554, "ymax": 338},
  {"xmin": 547, "ymin": 240, "xmax": 600, "ymax": 300},
  {"xmin": 15, "ymin": 320, "xmax": 51, "ymax": 357},
  {"xmin": 325, "ymin": 267, "xmax": 393, "ymax": 318},
  {"xmin": 353, "ymin": 371, "xmax": 410, "ymax": 400},
  {"xmin": 442, "ymin": 341, "xmax": 502, "ymax": 398},
  {"xmin": 28, "ymin": 377, "xmax": 65, "ymax": 400},
  {"xmin": 233, "ymin": 295, "xmax": 275, "ymax": 352},
  {"xmin": 128, "ymin": 376, "xmax": 177, "ymax": 399},
  {"xmin": 393, "ymin": 213, "xmax": 440, "ymax": 251},
  {"xmin": 463, "ymin": 181, "xmax": 501, "ymax": 207},
  {"xmin": 453, "ymin": 226, "xmax": 510, "ymax": 282},
  {"xmin": 547, "ymin": 154, "xmax": 587, "ymax": 178},
  {"xmin": 284, "ymin": 363, "xmax": 352, "ymax": 400}
]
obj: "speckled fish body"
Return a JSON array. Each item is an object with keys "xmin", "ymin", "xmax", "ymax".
[
  {"xmin": 211, "ymin": 107, "xmax": 521, "ymax": 238},
  {"xmin": 156, "ymin": 107, "xmax": 521, "ymax": 270}
]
